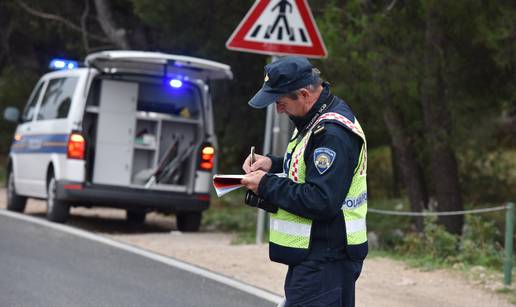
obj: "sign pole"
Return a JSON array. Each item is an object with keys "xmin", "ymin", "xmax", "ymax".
[
  {"xmin": 256, "ymin": 56, "xmax": 279, "ymax": 244},
  {"xmin": 256, "ymin": 102, "xmax": 274, "ymax": 244}
]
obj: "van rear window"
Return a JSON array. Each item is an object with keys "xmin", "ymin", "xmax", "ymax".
[{"xmin": 137, "ymin": 83, "xmax": 199, "ymax": 119}]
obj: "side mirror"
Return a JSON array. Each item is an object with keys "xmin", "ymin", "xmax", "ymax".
[{"xmin": 3, "ymin": 107, "xmax": 20, "ymax": 123}]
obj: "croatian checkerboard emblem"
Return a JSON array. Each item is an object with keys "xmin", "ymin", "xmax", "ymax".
[{"xmin": 314, "ymin": 148, "xmax": 335, "ymax": 174}]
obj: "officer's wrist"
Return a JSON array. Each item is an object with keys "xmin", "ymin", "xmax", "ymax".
[
  {"xmin": 265, "ymin": 154, "xmax": 283, "ymax": 173},
  {"xmin": 258, "ymin": 173, "xmax": 278, "ymax": 198}
]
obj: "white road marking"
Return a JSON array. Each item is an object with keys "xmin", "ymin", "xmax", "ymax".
[{"xmin": 0, "ymin": 209, "xmax": 283, "ymax": 304}]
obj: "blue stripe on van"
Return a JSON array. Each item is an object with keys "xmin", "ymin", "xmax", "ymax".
[{"xmin": 10, "ymin": 134, "xmax": 68, "ymax": 154}]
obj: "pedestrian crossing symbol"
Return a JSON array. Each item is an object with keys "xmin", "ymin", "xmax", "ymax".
[{"xmin": 226, "ymin": 0, "xmax": 327, "ymax": 58}]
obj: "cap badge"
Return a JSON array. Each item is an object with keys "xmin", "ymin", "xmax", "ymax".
[{"xmin": 264, "ymin": 74, "xmax": 269, "ymax": 82}]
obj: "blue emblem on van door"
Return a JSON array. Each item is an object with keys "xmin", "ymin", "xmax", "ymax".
[{"xmin": 314, "ymin": 148, "xmax": 336, "ymax": 175}]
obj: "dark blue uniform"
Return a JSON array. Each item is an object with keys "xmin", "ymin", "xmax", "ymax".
[{"xmin": 258, "ymin": 85, "xmax": 366, "ymax": 306}]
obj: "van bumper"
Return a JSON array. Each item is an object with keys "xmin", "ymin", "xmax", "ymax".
[{"xmin": 56, "ymin": 181, "xmax": 209, "ymax": 212}]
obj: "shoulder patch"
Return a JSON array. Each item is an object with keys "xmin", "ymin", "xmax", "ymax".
[{"xmin": 313, "ymin": 147, "xmax": 336, "ymax": 175}]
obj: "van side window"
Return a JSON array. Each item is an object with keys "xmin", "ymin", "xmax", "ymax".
[
  {"xmin": 21, "ymin": 82, "xmax": 44, "ymax": 123},
  {"xmin": 37, "ymin": 77, "xmax": 78, "ymax": 121}
]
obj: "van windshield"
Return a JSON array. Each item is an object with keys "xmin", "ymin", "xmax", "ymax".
[{"xmin": 137, "ymin": 82, "xmax": 200, "ymax": 119}]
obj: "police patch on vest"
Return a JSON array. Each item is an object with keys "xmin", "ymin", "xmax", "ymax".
[{"xmin": 313, "ymin": 148, "xmax": 336, "ymax": 174}]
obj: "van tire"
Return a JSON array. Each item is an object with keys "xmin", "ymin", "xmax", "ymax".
[
  {"xmin": 126, "ymin": 210, "xmax": 146, "ymax": 225},
  {"xmin": 6, "ymin": 170, "xmax": 27, "ymax": 213},
  {"xmin": 46, "ymin": 176, "xmax": 70, "ymax": 223},
  {"xmin": 176, "ymin": 212, "xmax": 202, "ymax": 232}
]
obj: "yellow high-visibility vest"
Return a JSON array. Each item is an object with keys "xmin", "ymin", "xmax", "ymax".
[{"xmin": 269, "ymin": 112, "xmax": 368, "ymax": 250}]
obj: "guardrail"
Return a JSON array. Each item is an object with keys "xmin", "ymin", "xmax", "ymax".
[{"xmin": 369, "ymin": 202, "xmax": 515, "ymax": 286}]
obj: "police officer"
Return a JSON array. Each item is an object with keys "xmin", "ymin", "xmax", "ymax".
[{"xmin": 241, "ymin": 56, "xmax": 368, "ymax": 307}]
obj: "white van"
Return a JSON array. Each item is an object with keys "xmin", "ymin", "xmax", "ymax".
[{"xmin": 3, "ymin": 51, "xmax": 232, "ymax": 231}]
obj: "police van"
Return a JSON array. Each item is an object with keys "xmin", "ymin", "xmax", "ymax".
[{"xmin": 3, "ymin": 51, "xmax": 232, "ymax": 231}]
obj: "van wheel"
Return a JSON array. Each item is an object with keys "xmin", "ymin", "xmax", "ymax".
[
  {"xmin": 126, "ymin": 210, "xmax": 146, "ymax": 225},
  {"xmin": 46, "ymin": 176, "xmax": 70, "ymax": 223},
  {"xmin": 6, "ymin": 170, "xmax": 27, "ymax": 212},
  {"xmin": 176, "ymin": 212, "xmax": 201, "ymax": 232}
]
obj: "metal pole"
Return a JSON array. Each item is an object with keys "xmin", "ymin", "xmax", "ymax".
[
  {"xmin": 504, "ymin": 202, "xmax": 514, "ymax": 286},
  {"xmin": 256, "ymin": 104, "xmax": 274, "ymax": 244}
]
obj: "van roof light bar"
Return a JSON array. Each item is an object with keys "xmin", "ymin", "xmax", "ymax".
[{"xmin": 49, "ymin": 58, "xmax": 79, "ymax": 70}]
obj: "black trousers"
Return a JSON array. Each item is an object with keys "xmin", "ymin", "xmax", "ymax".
[{"xmin": 284, "ymin": 258, "xmax": 363, "ymax": 307}]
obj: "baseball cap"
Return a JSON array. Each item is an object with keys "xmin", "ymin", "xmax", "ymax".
[{"xmin": 248, "ymin": 56, "xmax": 317, "ymax": 109}]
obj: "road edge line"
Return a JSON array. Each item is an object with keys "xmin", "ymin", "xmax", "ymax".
[{"xmin": 0, "ymin": 209, "xmax": 283, "ymax": 304}]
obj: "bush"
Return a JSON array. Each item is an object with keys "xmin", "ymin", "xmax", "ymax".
[
  {"xmin": 396, "ymin": 217, "xmax": 459, "ymax": 266},
  {"xmin": 458, "ymin": 215, "xmax": 504, "ymax": 267},
  {"xmin": 393, "ymin": 215, "xmax": 504, "ymax": 269}
]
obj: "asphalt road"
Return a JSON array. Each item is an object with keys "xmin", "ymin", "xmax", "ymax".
[{"xmin": 0, "ymin": 213, "xmax": 275, "ymax": 307}]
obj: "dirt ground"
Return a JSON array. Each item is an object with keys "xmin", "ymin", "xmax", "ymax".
[{"xmin": 1, "ymin": 190, "xmax": 514, "ymax": 307}]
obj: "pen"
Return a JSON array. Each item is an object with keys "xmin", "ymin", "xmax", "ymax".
[{"xmin": 250, "ymin": 146, "xmax": 256, "ymax": 167}]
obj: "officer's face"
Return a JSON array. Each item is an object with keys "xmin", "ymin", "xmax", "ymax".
[
  {"xmin": 276, "ymin": 97, "xmax": 300, "ymax": 116},
  {"xmin": 276, "ymin": 89, "xmax": 310, "ymax": 117}
]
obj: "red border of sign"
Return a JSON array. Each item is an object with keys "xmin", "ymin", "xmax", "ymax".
[{"xmin": 226, "ymin": 0, "xmax": 328, "ymax": 58}]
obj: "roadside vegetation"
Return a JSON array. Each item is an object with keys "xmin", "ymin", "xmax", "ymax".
[
  {"xmin": 369, "ymin": 206, "xmax": 516, "ymax": 304},
  {"xmin": 367, "ymin": 200, "xmax": 508, "ymax": 269}
]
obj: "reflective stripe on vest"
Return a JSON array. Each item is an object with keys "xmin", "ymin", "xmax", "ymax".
[
  {"xmin": 345, "ymin": 218, "xmax": 367, "ymax": 233},
  {"xmin": 269, "ymin": 111, "xmax": 368, "ymax": 249},
  {"xmin": 270, "ymin": 218, "xmax": 311, "ymax": 237}
]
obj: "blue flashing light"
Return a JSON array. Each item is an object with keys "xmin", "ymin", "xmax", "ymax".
[
  {"xmin": 53, "ymin": 60, "xmax": 66, "ymax": 69},
  {"xmin": 169, "ymin": 79, "xmax": 183, "ymax": 88},
  {"xmin": 49, "ymin": 58, "xmax": 79, "ymax": 70}
]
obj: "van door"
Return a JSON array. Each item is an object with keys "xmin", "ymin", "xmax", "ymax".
[
  {"xmin": 13, "ymin": 80, "xmax": 46, "ymax": 196},
  {"xmin": 92, "ymin": 80, "xmax": 138, "ymax": 186}
]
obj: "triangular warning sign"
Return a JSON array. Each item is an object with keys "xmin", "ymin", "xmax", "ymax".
[{"xmin": 226, "ymin": 0, "xmax": 328, "ymax": 58}]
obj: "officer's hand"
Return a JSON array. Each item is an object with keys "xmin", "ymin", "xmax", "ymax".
[
  {"xmin": 242, "ymin": 154, "xmax": 272, "ymax": 174},
  {"xmin": 241, "ymin": 170, "xmax": 266, "ymax": 194}
]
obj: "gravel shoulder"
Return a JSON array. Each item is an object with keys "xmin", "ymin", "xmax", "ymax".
[{"xmin": 1, "ymin": 190, "xmax": 513, "ymax": 307}]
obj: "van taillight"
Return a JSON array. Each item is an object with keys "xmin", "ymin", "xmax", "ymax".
[
  {"xmin": 199, "ymin": 145, "xmax": 215, "ymax": 171},
  {"xmin": 67, "ymin": 133, "xmax": 85, "ymax": 160}
]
